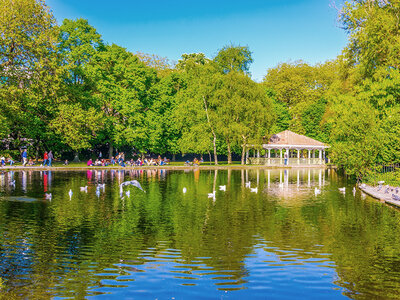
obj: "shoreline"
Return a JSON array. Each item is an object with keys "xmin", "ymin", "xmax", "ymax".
[
  {"xmin": 360, "ymin": 184, "xmax": 400, "ymax": 208},
  {"xmin": 0, "ymin": 164, "xmax": 333, "ymax": 171}
]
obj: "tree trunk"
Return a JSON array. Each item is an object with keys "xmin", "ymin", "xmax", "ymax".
[
  {"xmin": 172, "ymin": 153, "xmax": 176, "ymax": 161},
  {"xmin": 108, "ymin": 143, "xmax": 113, "ymax": 159},
  {"xmin": 227, "ymin": 140, "xmax": 232, "ymax": 164},
  {"xmin": 35, "ymin": 142, "xmax": 39, "ymax": 162},
  {"xmin": 203, "ymin": 95, "xmax": 218, "ymax": 165},
  {"xmin": 73, "ymin": 151, "xmax": 80, "ymax": 162},
  {"xmin": 241, "ymin": 144, "xmax": 246, "ymax": 165},
  {"xmin": 213, "ymin": 135, "xmax": 218, "ymax": 165}
]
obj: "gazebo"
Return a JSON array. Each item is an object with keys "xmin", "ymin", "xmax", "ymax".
[{"xmin": 247, "ymin": 130, "xmax": 330, "ymax": 165}]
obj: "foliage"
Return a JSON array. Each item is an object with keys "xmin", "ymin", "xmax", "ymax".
[
  {"xmin": 213, "ymin": 44, "xmax": 253, "ymax": 74},
  {"xmin": 329, "ymin": 95, "xmax": 382, "ymax": 178},
  {"xmin": 86, "ymin": 44, "xmax": 158, "ymax": 153},
  {"xmin": 1, "ymin": 0, "xmax": 399, "ymax": 173}
]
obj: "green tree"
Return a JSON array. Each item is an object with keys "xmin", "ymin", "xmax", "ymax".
[
  {"xmin": 263, "ymin": 61, "xmax": 338, "ymax": 134},
  {"xmin": 86, "ymin": 44, "xmax": 158, "ymax": 156},
  {"xmin": 0, "ymin": 0, "xmax": 61, "ymax": 157},
  {"xmin": 213, "ymin": 72, "xmax": 274, "ymax": 164},
  {"xmin": 329, "ymin": 95, "xmax": 382, "ymax": 179},
  {"xmin": 340, "ymin": 0, "xmax": 400, "ymax": 80},
  {"xmin": 175, "ymin": 61, "xmax": 219, "ymax": 163},
  {"xmin": 214, "ymin": 44, "xmax": 253, "ymax": 75}
]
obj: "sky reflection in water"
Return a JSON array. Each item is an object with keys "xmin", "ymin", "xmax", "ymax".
[{"xmin": 0, "ymin": 168, "xmax": 399, "ymax": 299}]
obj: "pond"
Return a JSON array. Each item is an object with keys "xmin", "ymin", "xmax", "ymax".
[{"xmin": 0, "ymin": 168, "xmax": 400, "ymax": 299}]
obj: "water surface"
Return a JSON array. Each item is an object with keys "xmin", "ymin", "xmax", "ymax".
[{"xmin": 0, "ymin": 168, "xmax": 400, "ymax": 299}]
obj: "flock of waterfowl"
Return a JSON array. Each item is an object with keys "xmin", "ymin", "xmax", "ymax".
[{"xmin": 42, "ymin": 180, "xmax": 145, "ymax": 201}]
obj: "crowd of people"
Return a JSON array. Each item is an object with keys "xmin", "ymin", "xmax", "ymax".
[
  {"xmin": 0, "ymin": 149, "xmax": 176, "ymax": 168},
  {"xmin": 87, "ymin": 154, "xmax": 170, "ymax": 167}
]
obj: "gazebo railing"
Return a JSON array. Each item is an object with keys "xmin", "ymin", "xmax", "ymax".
[{"xmin": 247, "ymin": 157, "xmax": 325, "ymax": 165}]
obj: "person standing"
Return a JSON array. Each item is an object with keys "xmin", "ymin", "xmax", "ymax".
[
  {"xmin": 48, "ymin": 151, "xmax": 53, "ymax": 167},
  {"xmin": 22, "ymin": 149, "xmax": 28, "ymax": 166},
  {"xmin": 43, "ymin": 151, "xmax": 48, "ymax": 166}
]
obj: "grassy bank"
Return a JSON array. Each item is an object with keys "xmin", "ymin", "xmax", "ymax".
[{"xmin": 363, "ymin": 168, "xmax": 400, "ymax": 187}]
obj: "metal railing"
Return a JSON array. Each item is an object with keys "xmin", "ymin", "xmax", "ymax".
[{"xmin": 366, "ymin": 163, "xmax": 400, "ymax": 185}]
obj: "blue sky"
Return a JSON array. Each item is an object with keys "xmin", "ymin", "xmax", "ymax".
[{"xmin": 47, "ymin": 0, "xmax": 348, "ymax": 81}]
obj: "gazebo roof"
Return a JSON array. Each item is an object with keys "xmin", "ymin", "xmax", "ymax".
[{"xmin": 264, "ymin": 130, "xmax": 329, "ymax": 149}]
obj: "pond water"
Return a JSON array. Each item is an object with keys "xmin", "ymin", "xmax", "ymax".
[{"xmin": 0, "ymin": 168, "xmax": 400, "ymax": 299}]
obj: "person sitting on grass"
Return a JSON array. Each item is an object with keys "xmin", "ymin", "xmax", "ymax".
[
  {"xmin": 8, "ymin": 157, "xmax": 14, "ymax": 166},
  {"xmin": 1, "ymin": 156, "xmax": 5, "ymax": 167},
  {"xmin": 28, "ymin": 158, "xmax": 34, "ymax": 166},
  {"xmin": 87, "ymin": 158, "xmax": 93, "ymax": 166},
  {"xmin": 64, "ymin": 160, "xmax": 69, "ymax": 165},
  {"xmin": 193, "ymin": 158, "xmax": 199, "ymax": 166}
]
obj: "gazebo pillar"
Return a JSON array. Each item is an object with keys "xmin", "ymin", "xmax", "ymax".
[
  {"xmin": 257, "ymin": 150, "xmax": 260, "ymax": 158},
  {"xmin": 297, "ymin": 149, "xmax": 300, "ymax": 165},
  {"xmin": 319, "ymin": 149, "xmax": 322, "ymax": 164},
  {"xmin": 268, "ymin": 149, "xmax": 271, "ymax": 158},
  {"xmin": 308, "ymin": 150, "xmax": 311, "ymax": 164},
  {"xmin": 286, "ymin": 148, "xmax": 290, "ymax": 165}
]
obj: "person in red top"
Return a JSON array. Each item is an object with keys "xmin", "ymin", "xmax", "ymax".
[{"xmin": 43, "ymin": 151, "xmax": 48, "ymax": 166}]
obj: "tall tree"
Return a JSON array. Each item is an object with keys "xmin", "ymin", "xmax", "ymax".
[
  {"xmin": 86, "ymin": 44, "xmax": 158, "ymax": 156},
  {"xmin": 214, "ymin": 44, "xmax": 253, "ymax": 75},
  {"xmin": 340, "ymin": 0, "xmax": 400, "ymax": 80},
  {"xmin": 0, "ymin": 0, "xmax": 60, "ymax": 155},
  {"xmin": 213, "ymin": 72, "xmax": 275, "ymax": 164}
]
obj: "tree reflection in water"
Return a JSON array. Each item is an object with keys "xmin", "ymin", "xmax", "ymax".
[{"xmin": 0, "ymin": 168, "xmax": 399, "ymax": 298}]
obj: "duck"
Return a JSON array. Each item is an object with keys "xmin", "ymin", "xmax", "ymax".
[
  {"xmin": 45, "ymin": 193, "xmax": 52, "ymax": 200},
  {"xmin": 338, "ymin": 187, "xmax": 346, "ymax": 193},
  {"xmin": 245, "ymin": 181, "xmax": 251, "ymax": 188},
  {"xmin": 68, "ymin": 189, "xmax": 73, "ymax": 199},
  {"xmin": 219, "ymin": 185, "xmax": 226, "ymax": 191},
  {"xmin": 80, "ymin": 186, "xmax": 88, "ymax": 192},
  {"xmin": 183, "ymin": 187, "xmax": 187, "ymax": 194},
  {"xmin": 250, "ymin": 187, "xmax": 258, "ymax": 193}
]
